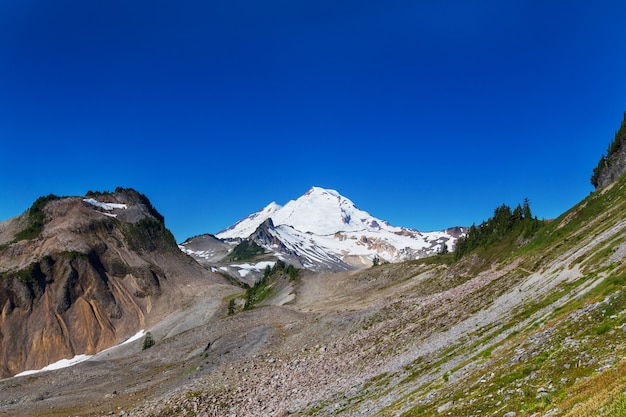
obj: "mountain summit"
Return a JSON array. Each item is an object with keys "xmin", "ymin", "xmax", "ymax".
[
  {"xmin": 217, "ymin": 187, "xmax": 393, "ymax": 238},
  {"xmin": 184, "ymin": 187, "xmax": 462, "ymax": 273}
]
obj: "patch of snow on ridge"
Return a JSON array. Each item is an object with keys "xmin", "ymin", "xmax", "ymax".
[
  {"xmin": 116, "ymin": 329, "xmax": 146, "ymax": 347},
  {"xmin": 13, "ymin": 330, "xmax": 145, "ymax": 378},
  {"xmin": 14, "ymin": 355, "xmax": 92, "ymax": 377},
  {"xmin": 180, "ymin": 247, "xmax": 213, "ymax": 260},
  {"xmin": 83, "ymin": 198, "xmax": 128, "ymax": 211},
  {"xmin": 232, "ymin": 261, "xmax": 276, "ymax": 277}
]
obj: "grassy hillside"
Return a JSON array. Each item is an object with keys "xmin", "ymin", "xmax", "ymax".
[{"xmin": 302, "ymin": 176, "xmax": 626, "ymax": 417}]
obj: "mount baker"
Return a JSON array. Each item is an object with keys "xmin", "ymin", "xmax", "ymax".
[{"xmin": 181, "ymin": 187, "xmax": 463, "ymax": 277}]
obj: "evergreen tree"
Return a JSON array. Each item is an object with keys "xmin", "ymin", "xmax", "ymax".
[
  {"xmin": 454, "ymin": 199, "xmax": 543, "ymax": 260},
  {"xmin": 512, "ymin": 204, "xmax": 523, "ymax": 223},
  {"xmin": 142, "ymin": 332, "xmax": 155, "ymax": 350}
]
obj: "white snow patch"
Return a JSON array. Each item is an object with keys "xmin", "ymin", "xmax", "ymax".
[
  {"xmin": 12, "ymin": 330, "xmax": 145, "ymax": 378},
  {"xmin": 14, "ymin": 354, "xmax": 92, "ymax": 377},
  {"xmin": 242, "ymin": 261, "xmax": 275, "ymax": 268},
  {"xmin": 233, "ymin": 261, "xmax": 276, "ymax": 273},
  {"xmin": 180, "ymin": 247, "xmax": 215, "ymax": 259},
  {"xmin": 119, "ymin": 329, "xmax": 145, "ymax": 346},
  {"xmin": 83, "ymin": 198, "xmax": 128, "ymax": 211}
]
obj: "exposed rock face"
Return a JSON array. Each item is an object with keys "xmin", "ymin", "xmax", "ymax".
[
  {"xmin": 0, "ymin": 189, "xmax": 224, "ymax": 378},
  {"xmin": 177, "ymin": 234, "xmax": 232, "ymax": 265},
  {"xmin": 592, "ymin": 113, "xmax": 626, "ymax": 189},
  {"xmin": 249, "ymin": 218, "xmax": 295, "ymax": 256},
  {"xmin": 445, "ymin": 226, "xmax": 466, "ymax": 239},
  {"xmin": 593, "ymin": 139, "xmax": 626, "ymax": 189}
]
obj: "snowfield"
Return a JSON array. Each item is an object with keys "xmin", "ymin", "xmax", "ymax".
[{"xmin": 217, "ymin": 187, "xmax": 398, "ymax": 239}]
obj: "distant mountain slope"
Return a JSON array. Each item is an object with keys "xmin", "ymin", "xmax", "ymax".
[
  {"xmin": 183, "ymin": 187, "xmax": 463, "ymax": 273},
  {"xmin": 0, "ymin": 188, "xmax": 228, "ymax": 378}
]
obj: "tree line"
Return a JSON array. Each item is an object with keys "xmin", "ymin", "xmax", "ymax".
[{"xmin": 454, "ymin": 199, "xmax": 542, "ymax": 260}]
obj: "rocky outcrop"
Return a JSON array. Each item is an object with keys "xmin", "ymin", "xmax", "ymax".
[
  {"xmin": 178, "ymin": 234, "xmax": 232, "ymax": 265},
  {"xmin": 592, "ymin": 140, "xmax": 626, "ymax": 189},
  {"xmin": 591, "ymin": 112, "xmax": 626, "ymax": 189},
  {"xmin": 249, "ymin": 219, "xmax": 293, "ymax": 255},
  {"xmin": 0, "ymin": 189, "xmax": 225, "ymax": 378}
]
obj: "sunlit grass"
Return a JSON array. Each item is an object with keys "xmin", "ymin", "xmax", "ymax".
[{"xmin": 560, "ymin": 359, "xmax": 626, "ymax": 417}]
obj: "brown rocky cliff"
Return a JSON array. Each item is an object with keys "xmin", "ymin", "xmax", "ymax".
[{"xmin": 0, "ymin": 190, "xmax": 226, "ymax": 378}]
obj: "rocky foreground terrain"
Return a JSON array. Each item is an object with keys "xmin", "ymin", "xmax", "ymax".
[{"xmin": 2, "ymin": 177, "xmax": 626, "ymax": 416}]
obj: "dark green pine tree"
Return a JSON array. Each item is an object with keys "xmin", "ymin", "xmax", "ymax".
[{"xmin": 512, "ymin": 204, "xmax": 523, "ymax": 223}]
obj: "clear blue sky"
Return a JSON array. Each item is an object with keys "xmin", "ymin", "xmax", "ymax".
[{"xmin": 1, "ymin": 1, "xmax": 625, "ymax": 242}]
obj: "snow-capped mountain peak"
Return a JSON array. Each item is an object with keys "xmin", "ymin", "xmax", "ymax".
[
  {"xmin": 269, "ymin": 186, "xmax": 382, "ymax": 236},
  {"xmin": 216, "ymin": 186, "xmax": 388, "ymax": 240},
  {"xmin": 199, "ymin": 187, "xmax": 462, "ymax": 274}
]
